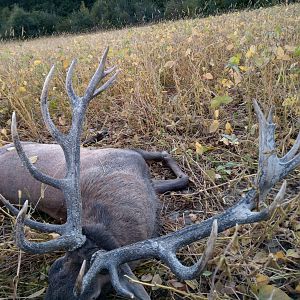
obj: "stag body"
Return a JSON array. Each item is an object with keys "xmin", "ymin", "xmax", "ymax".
[
  {"xmin": 0, "ymin": 142, "xmax": 159, "ymax": 229},
  {"xmin": 0, "ymin": 49, "xmax": 188, "ymax": 299},
  {"xmin": 0, "ymin": 142, "xmax": 188, "ymax": 299},
  {"xmin": 2, "ymin": 47, "xmax": 299, "ymax": 300}
]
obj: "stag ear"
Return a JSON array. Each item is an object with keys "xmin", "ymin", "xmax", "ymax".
[{"xmin": 119, "ymin": 266, "xmax": 151, "ymax": 300}]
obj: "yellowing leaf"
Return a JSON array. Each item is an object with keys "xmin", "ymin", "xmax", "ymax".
[
  {"xmin": 1, "ymin": 128, "xmax": 7, "ymax": 136},
  {"xmin": 233, "ymin": 71, "xmax": 242, "ymax": 85},
  {"xmin": 274, "ymin": 251, "xmax": 286, "ymax": 260},
  {"xmin": 226, "ymin": 43, "xmax": 234, "ymax": 50},
  {"xmin": 211, "ymin": 96, "xmax": 233, "ymax": 109},
  {"xmin": 164, "ymin": 60, "xmax": 176, "ymax": 68},
  {"xmin": 209, "ymin": 119, "xmax": 219, "ymax": 133},
  {"xmin": 256, "ymin": 274, "xmax": 270, "ymax": 287},
  {"xmin": 185, "ymin": 280, "xmax": 198, "ymax": 290},
  {"xmin": 276, "ymin": 46, "xmax": 290, "ymax": 61},
  {"xmin": 33, "ymin": 59, "xmax": 42, "ymax": 66},
  {"xmin": 221, "ymin": 78, "xmax": 234, "ymax": 88},
  {"xmin": 195, "ymin": 142, "xmax": 214, "ymax": 155},
  {"xmin": 214, "ymin": 109, "xmax": 219, "ymax": 119},
  {"xmin": 286, "ymin": 249, "xmax": 300, "ymax": 258},
  {"xmin": 205, "ymin": 169, "xmax": 216, "ymax": 182},
  {"xmin": 29, "ymin": 156, "xmax": 38, "ymax": 164},
  {"xmin": 246, "ymin": 45, "xmax": 256, "ymax": 58},
  {"xmin": 225, "ymin": 122, "xmax": 233, "ymax": 134},
  {"xmin": 258, "ymin": 285, "xmax": 292, "ymax": 300},
  {"xmin": 239, "ymin": 65, "xmax": 249, "ymax": 72},
  {"xmin": 62, "ymin": 59, "xmax": 70, "ymax": 70},
  {"xmin": 284, "ymin": 45, "xmax": 296, "ymax": 52},
  {"xmin": 19, "ymin": 86, "xmax": 26, "ymax": 93},
  {"xmin": 202, "ymin": 72, "xmax": 214, "ymax": 80},
  {"xmin": 185, "ymin": 48, "xmax": 191, "ymax": 56},
  {"xmin": 195, "ymin": 142, "xmax": 204, "ymax": 155}
]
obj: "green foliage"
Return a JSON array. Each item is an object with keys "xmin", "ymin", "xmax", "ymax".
[{"xmin": 0, "ymin": 0, "xmax": 294, "ymax": 39}]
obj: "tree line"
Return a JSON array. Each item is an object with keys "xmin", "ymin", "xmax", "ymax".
[{"xmin": 0, "ymin": 0, "xmax": 291, "ymax": 39}]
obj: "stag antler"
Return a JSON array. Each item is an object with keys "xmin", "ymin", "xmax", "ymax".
[
  {"xmin": 1, "ymin": 47, "xmax": 118, "ymax": 254},
  {"xmin": 80, "ymin": 100, "xmax": 298, "ymax": 299}
]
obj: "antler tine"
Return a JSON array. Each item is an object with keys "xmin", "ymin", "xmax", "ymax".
[
  {"xmin": 66, "ymin": 59, "xmax": 79, "ymax": 106},
  {"xmin": 40, "ymin": 65, "xmax": 67, "ymax": 146},
  {"xmin": 15, "ymin": 200, "xmax": 82, "ymax": 253},
  {"xmin": 11, "ymin": 112, "xmax": 63, "ymax": 190},
  {"xmin": 282, "ymin": 130, "xmax": 300, "ymax": 162},
  {"xmin": 74, "ymin": 260, "xmax": 87, "ymax": 296},
  {"xmin": 0, "ymin": 194, "xmax": 63, "ymax": 234},
  {"xmin": 81, "ymin": 100, "xmax": 300, "ymax": 297},
  {"xmin": 83, "ymin": 46, "xmax": 110, "ymax": 102},
  {"xmin": 253, "ymin": 99, "xmax": 300, "ymax": 201},
  {"xmin": 92, "ymin": 70, "xmax": 120, "ymax": 99},
  {"xmin": 111, "ymin": 266, "xmax": 135, "ymax": 299}
]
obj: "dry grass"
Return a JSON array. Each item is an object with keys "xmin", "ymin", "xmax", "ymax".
[{"xmin": 0, "ymin": 3, "xmax": 300, "ymax": 299}]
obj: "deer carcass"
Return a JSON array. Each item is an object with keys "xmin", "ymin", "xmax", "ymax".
[
  {"xmin": 0, "ymin": 48, "xmax": 188, "ymax": 300},
  {"xmin": 1, "ymin": 47, "xmax": 300, "ymax": 300}
]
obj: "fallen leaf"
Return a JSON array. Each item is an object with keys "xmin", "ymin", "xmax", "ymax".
[
  {"xmin": 256, "ymin": 274, "xmax": 270, "ymax": 287},
  {"xmin": 276, "ymin": 46, "xmax": 290, "ymax": 60},
  {"xmin": 221, "ymin": 78, "xmax": 234, "ymax": 88},
  {"xmin": 185, "ymin": 279, "xmax": 198, "ymax": 290},
  {"xmin": 19, "ymin": 86, "xmax": 27, "ymax": 93},
  {"xmin": 258, "ymin": 285, "xmax": 292, "ymax": 300},
  {"xmin": 286, "ymin": 249, "xmax": 300, "ymax": 258},
  {"xmin": 29, "ymin": 156, "xmax": 38, "ymax": 164},
  {"xmin": 226, "ymin": 43, "xmax": 234, "ymax": 50},
  {"xmin": 185, "ymin": 48, "xmax": 191, "ymax": 56},
  {"xmin": 203, "ymin": 72, "xmax": 214, "ymax": 80},
  {"xmin": 205, "ymin": 169, "xmax": 216, "ymax": 182},
  {"xmin": 27, "ymin": 287, "xmax": 46, "ymax": 299},
  {"xmin": 141, "ymin": 273, "xmax": 153, "ymax": 282},
  {"xmin": 274, "ymin": 251, "xmax": 286, "ymax": 261},
  {"xmin": 246, "ymin": 45, "xmax": 256, "ymax": 58},
  {"xmin": 62, "ymin": 59, "xmax": 70, "ymax": 70},
  {"xmin": 214, "ymin": 109, "xmax": 219, "ymax": 119},
  {"xmin": 164, "ymin": 60, "xmax": 176, "ymax": 68},
  {"xmin": 33, "ymin": 60, "xmax": 42, "ymax": 66},
  {"xmin": 188, "ymin": 213, "xmax": 198, "ymax": 222},
  {"xmin": 253, "ymin": 251, "xmax": 268, "ymax": 264},
  {"xmin": 151, "ymin": 274, "xmax": 162, "ymax": 290},
  {"xmin": 168, "ymin": 280, "xmax": 185, "ymax": 289},
  {"xmin": 195, "ymin": 142, "xmax": 205, "ymax": 155},
  {"xmin": 225, "ymin": 122, "xmax": 233, "ymax": 134},
  {"xmin": 209, "ymin": 120, "xmax": 219, "ymax": 133}
]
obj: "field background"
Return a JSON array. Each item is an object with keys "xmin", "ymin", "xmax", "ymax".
[{"xmin": 0, "ymin": 3, "xmax": 300, "ymax": 299}]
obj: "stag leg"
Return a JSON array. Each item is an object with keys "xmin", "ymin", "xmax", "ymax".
[{"xmin": 135, "ymin": 149, "xmax": 189, "ymax": 193}]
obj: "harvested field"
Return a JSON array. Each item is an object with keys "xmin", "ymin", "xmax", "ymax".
[{"xmin": 0, "ymin": 3, "xmax": 300, "ymax": 299}]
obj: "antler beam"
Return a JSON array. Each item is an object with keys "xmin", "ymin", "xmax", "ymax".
[
  {"xmin": 80, "ymin": 100, "xmax": 297, "ymax": 298},
  {"xmin": 0, "ymin": 47, "xmax": 118, "ymax": 254}
]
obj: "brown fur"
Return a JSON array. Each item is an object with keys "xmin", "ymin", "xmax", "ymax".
[{"xmin": 0, "ymin": 142, "xmax": 160, "ymax": 299}]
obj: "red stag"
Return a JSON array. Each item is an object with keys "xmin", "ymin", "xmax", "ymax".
[{"xmin": 1, "ymin": 47, "xmax": 300, "ymax": 299}]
